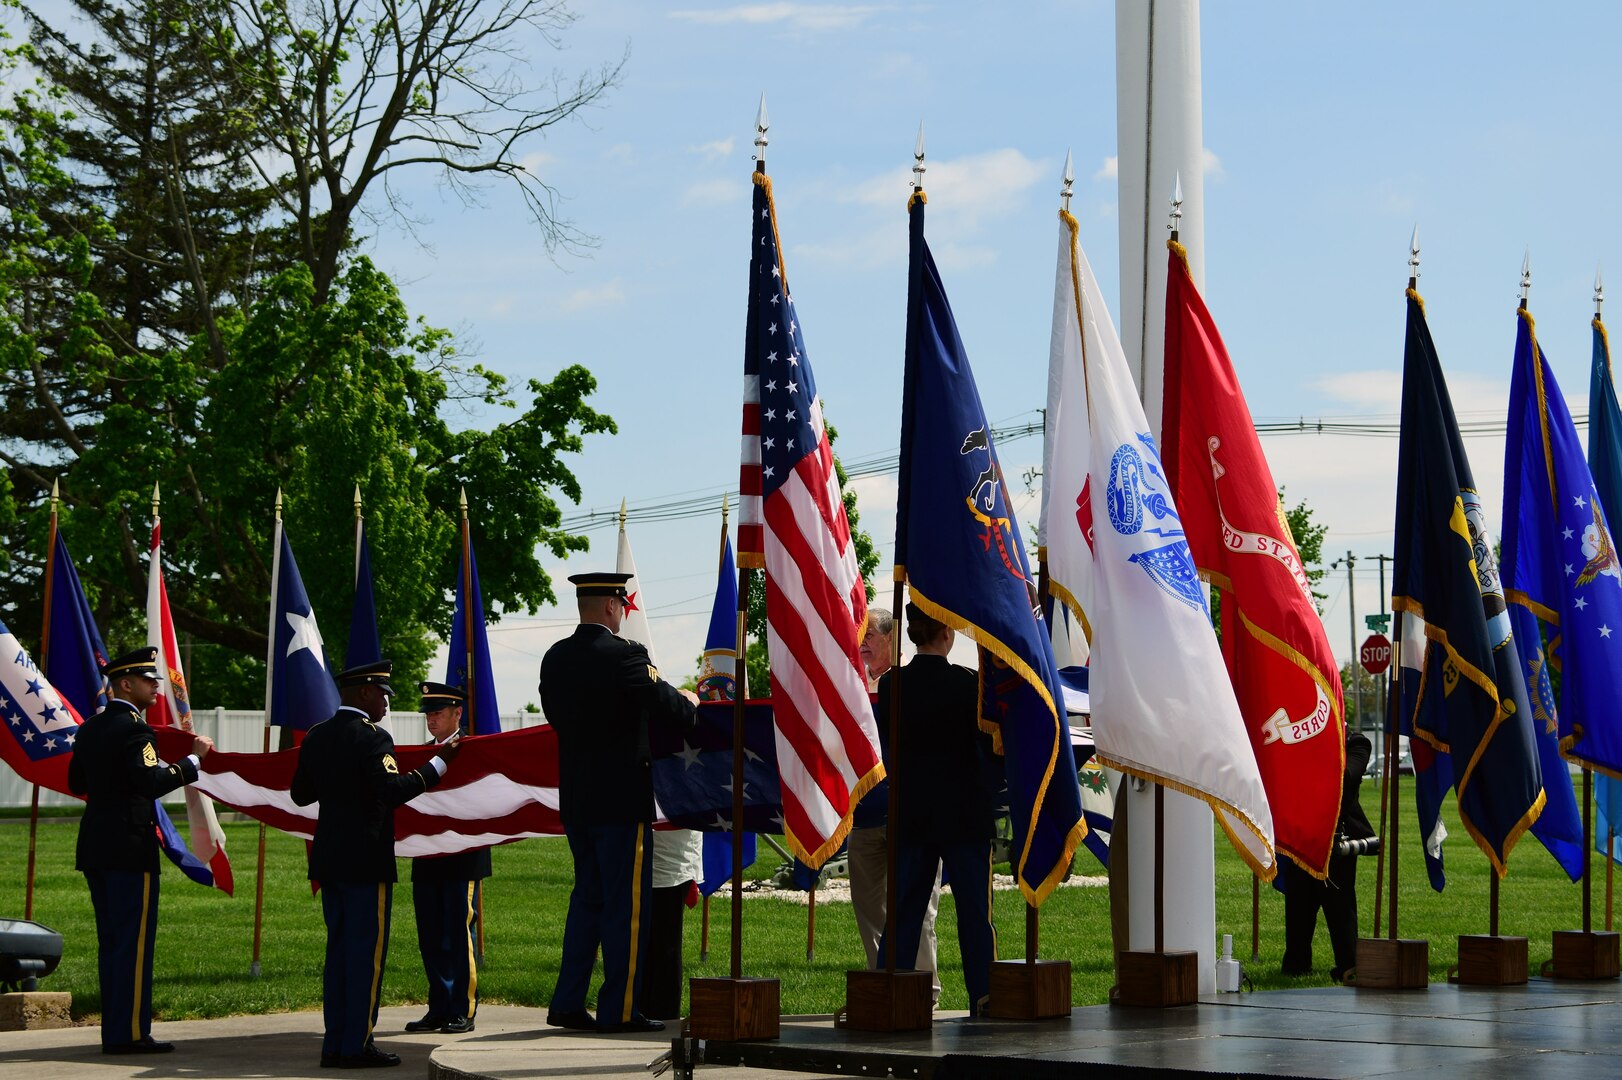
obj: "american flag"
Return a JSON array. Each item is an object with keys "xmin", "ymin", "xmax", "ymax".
[{"xmin": 738, "ymin": 166, "xmax": 883, "ymax": 869}]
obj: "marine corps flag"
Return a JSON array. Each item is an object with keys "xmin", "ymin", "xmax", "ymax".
[
  {"xmin": 898, "ymin": 191, "xmax": 1085, "ymax": 905},
  {"xmin": 1501, "ymin": 307, "xmax": 1620, "ymax": 879},
  {"xmin": 1393, "ymin": 288, "xmax": 1543, "ymax": 884},
  {"xmin": 1043, "ymin": 210, "xmax": 1273, "ymax": 877},
  {"xmin": 1161, "ymin": 239, "xmax": 1344, "ymax": 877}
]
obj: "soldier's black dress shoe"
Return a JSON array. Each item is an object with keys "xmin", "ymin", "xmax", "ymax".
[
  {"xmin": 404, "ymin": 1012, "xmax": 448, "ymax": 1033},
  {"xmin": 601, "ymin": 1015, "xmax": 665, "ymax": 1034},
  {"xmin": 546, "ymin": 1008, "xmax": 596, "ymax": 1030},
  {"xmin": 440, "ymin": 1016, "xmax": 475, "ymax": 1034},
  {"xmin": 103, "ymin": 1036, "xmax": 175, "ymax": 1054},
  {"xmin": 335, "ymin": 1045, "xmax": 401, "ymax": 1068}
]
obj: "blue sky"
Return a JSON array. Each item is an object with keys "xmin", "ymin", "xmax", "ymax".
[{"xmin": 293, "ymin": 3, "xmax": 1622, "ymax": 710}]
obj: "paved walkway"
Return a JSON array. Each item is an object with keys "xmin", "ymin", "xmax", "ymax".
[{"xmin": 0, "ymin": 1003, "xmax": 835, "ymax": 1079}]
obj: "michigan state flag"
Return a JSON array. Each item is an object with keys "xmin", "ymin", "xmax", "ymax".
[{"xmin": 1394, "ymin": 288, "xmax": 1543, "ymax": 887}]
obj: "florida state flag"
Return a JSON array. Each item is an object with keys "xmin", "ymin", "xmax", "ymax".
[{"xmin": 1161, "ymin": 239, "xmax": 1345, "ymax": 877}]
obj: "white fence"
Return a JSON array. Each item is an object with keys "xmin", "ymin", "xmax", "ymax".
[{"xmin": 1, "ymin": 709, "xmax": 549, "ymax": 809}]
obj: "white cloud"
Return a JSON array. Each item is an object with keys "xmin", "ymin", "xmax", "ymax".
[
  {"xmin": 670, "ymin": 3, "xmax": 885, "ymax": 32},
  {"xmin": 1095, "ymin": 156, "xmax": 1118, "ymax": 181},
  {"xmin": 792, "ymin": 222, "xmax": 903, "ymax": 270},
  {"xmin": 1203, "ymin": 147, "xmax": 1224, "ymax": 178},
  {"xmin": 844, "ymin": 148, "xmax": 1046, "ymax": 224},
  {"xmin": 689, "ymin": 137, "xmax": 735, "ymax": 162},
  {"xmin": 519, "ymin": 152, "xmax": 557, "ymax": 175},
  {"xmin": 605, "ymin": 143, "xmax": 636, "ymax": 162},
  {"xmin": 559, "ymin": 279, "xmax": 626, "ymax": 313},
  {"xmin": 682, "ymin": 178, "xmax": 745, "ymax": 207},
  {"xmin": 1311, "ymin": 370, "xmax": 1402, "ymax": 411}
]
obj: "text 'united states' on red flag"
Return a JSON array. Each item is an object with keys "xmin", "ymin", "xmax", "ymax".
[{"xmin": 738, "ymin": 165, "xmax": 883, "ymax": 869}]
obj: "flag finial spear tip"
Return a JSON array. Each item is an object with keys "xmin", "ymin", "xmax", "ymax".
[
  {"xmin": 722, "ymin": 491, "xmax": 730, "ymax": 522},
  {"xmin": 754, "ymin": 94, "xmax": 768, "ymax": 158},
  {"xmin": 1520, "ymin": 248, "xmax": 1532, "ymax": 303},
  {"xmin": 1168, "ymin": 172, "xmax": 1183, "ymax": 234},
  {"xmin": 1061, "ymin": 149, "xmax": 1074, "ymax": 211},
  {"xmin": 619, "ymin": 497, "xmax": 628, "ymax": 527},
  {"xmin": 274, "ymin": 487, "xmax": 283, "ymax": 516},
  {"xmin": 1597, "ymin": 264, "xmax": 1606, "ymax": 317},
  {"xmin": 912, "ymin": 121, "xmax": 926, "ymax": 189},
  {"xmin": 459, "ymin": 486, "xmax": 468, "ymax": 511},
  {"xmin": 1408, "ymin": 225, "xmax": 1421, "ymax": 281},
  {"xmin": 50, "ymin": 477, "xmax": 58, "ymax": 501}
]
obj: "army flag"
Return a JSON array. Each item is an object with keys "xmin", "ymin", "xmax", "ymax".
[
  {"xmin": 45, "ymin": 529, "xmax": 109, "ymax": 720},
  {"xmin": 448, "ymin": 532, "xmax": 501, "ymax": 735},
  {"xmin": 1394, "ymin": 288, "xmax": 1543, "ymax": 885},
  {"xmin": 736, "ymin": 165, "xmax": 882, "ymax": 868},
  {"xmin": 897, "ymin": 193, "xmax": 1085, "ymax": 904},
  {"xmin": 145, "ymin": 518, "xmax": 234, "ymax": 893},
  {"xmin": 1161, "ymin": 239, "xmax": 1344, "ymax": 877},
  {"xmin": 266, "ymin": 524, "xmax": 341, "ymax": 729},
  {"xmin": 1043, "ymin": 209, "xmax": 1273, "ymax": 876}
]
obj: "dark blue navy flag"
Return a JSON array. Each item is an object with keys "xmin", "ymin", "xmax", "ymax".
[
  {"xmin": 1393, "ymin": 288, "xmax": 1543, "ymax": 889},
  {"xmin": 1502, "ymin": 307, "xmax": 1613, "ymax": 881},
  {"xmin": 650, "ymin": 700, "xmax": 782, "ymax": 833},
  {"xmin": 268, "ymin": 526, "xmax": 341, "ymax": 729},
  {"xmin": 1588, "ymin": 317, "xmax": 1622, "ymax": 863},
  {"xmin": 448, "ymin": 536, "xmax": 501, "ymax": 735},
  {"xmin": 45, "ymin": 529, "xmax": 109, "ymax": 720},
  {"xmin": 895, "ymin": 191, "xmax": 1085, "ymax": 906},
  {"xmin": 345, "ymin": 516, "xmax": 382, "ymax": 670}
]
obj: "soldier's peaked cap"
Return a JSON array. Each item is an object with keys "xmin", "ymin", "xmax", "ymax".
[
  {"xmin": 569, "ymin": 572, "xmax": 633, "ymax": 598},
  {"xmin": 102, "ymin": 646, "xmax": 160, "ymax": 680},
  {"xmin": 419, "ymin": 682, "xmax": 466, "ymax": 710},
  {"xmin": 336, "ymin": 659, "xmax": 394, "ymax": 695}
]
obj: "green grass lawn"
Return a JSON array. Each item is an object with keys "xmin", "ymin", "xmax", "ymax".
[{"xmin": 0, "ymin": 778, "xmax": 1605, "ymax": 1022}]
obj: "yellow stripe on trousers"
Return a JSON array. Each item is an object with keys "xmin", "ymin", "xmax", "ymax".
[
  {"xmin": 131, "ymin": 872, "xmax": 152, "ymax": 1042},
  {"xmin": 622, "ymin": 825, "xmax": 647, "ymax": 1023},
  {"xmin": 365, "ymin": 885, "xmax": 386, "ymax": 1040},
  {"xmin": 464, "ymin": 882, "xmax": 479, "ymax": 1019}
]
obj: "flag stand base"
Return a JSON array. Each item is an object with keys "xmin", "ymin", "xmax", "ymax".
[
  {"xmin": 1348, "ymin": 938, "xmax": 1428, "ymax": 989},
  {"xmin": 1542, "ymin": 931, "xmax": 1621, "ymax": 980},
  {"xmin": 1113, "ymin": 950, "xmax": 1197, "ymax": 1007},
  {"xmin": 840, "ymin": 969, "xmax": 933, "ymax": 1031},
  {"xmin": 987, "ymin": 959, "xmax": 1071, "ymax": 1018},
  {"xmin": 1449, "ymin": 935, "xmax": 1527, "ymax": 985},
  {"xmin": 687, "ymin": 977, "xmax": 780, "ymax": 1041}
]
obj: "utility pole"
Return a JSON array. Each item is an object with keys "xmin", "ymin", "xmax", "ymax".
[{"xmin": 1331, "ymin": 551, "xmax": 1358, "ymax": 734}]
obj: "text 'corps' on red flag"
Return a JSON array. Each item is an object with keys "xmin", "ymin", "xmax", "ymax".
[{"xmin": 1160, "ymin": 240, "xmax": 1345, "ymax": 877}]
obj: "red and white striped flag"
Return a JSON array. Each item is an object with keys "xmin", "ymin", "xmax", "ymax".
[
  {"xmin": 147, "ymin": 511, "xmax": 234, "ymax": 894},
  {"xmin": 738, "ymin": 166, "xmax": 883, "ymax": 869}
]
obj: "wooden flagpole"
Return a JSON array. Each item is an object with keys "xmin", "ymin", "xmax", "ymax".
[
  {"xmin": 26, "ymin": 480, "xmax": 62, "ymax": 921},
  {"xmin": 251, "ymin": 489, "xmax": 282, "ymax": 978}
]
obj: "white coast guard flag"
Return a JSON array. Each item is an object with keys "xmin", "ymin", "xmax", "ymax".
[
  {"xmin": 615, "ymin": 518, "xmax": 657, "ymax": 667},
  {"xmin": 1044, "ymin": 211, "xmax": 1274, "ymax": 876}
]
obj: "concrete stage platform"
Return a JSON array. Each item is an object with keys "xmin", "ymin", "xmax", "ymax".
[{"xmin": 430, "ymin": 979, "xmax": 1622, "ymax": 1080}]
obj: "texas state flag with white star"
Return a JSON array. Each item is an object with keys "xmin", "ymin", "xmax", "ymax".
[
  {"xmin": 0, "ymin": 618, "xmax": 84, "ymax": 796},
  {"xmin": 1503, "ymin": 306, "xmax": 1622, "ymax": 783},
  {"xmin": 269, "ymin": 525, "xmax": 341, "ymax": 730}
]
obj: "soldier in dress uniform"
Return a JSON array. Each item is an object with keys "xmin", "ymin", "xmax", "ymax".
[
  {"xmin": 876, "ymin": 604, "xmax": 999, "ymax": 1016},
  {"xmin": 540, "ymin": 571, "xmax": 700, "ymax": 1034},
  {"xmin": 69, "ymin": 646, "xmax": 214, "ymax": 1055},
  {"xmin": 291, "ymin": 659, "xmax": 461, "ymax": 1069},
  {"xmin": 403, "ymin": 681, "xmax": 490, "ymax": 1036}
]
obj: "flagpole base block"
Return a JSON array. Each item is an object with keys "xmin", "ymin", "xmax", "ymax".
[
  {"xmin": 1543, "ymin": 930, "xmax": 1621, "ymax": 980},
  {"xmin": 687, "ymin": 977, "xmax": 780, "ymax": 1041},
  {"xmin": 839, "ymin": 969, "xmax": 933, "ymax": 1031},
  {"xmin": 987, "ymin": 959, "xmax": 1072, "ymax": 1019},
  {"xmin": 0, "ymin": 992, "xmax": 72, "ymax": 1031},
  {"xmin": 1449, "ymin": 935, "xmax": 1527, "ymax": 985},
  {"xmin": 1112, "ymin": 950, "xmax": 1198, "ymax": 1008},
  {"xmin": 1348, "ymin": 938, "xmax": 1428, "ymax": 989}
]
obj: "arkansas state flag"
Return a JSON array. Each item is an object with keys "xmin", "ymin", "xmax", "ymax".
[{"xmin": 1161, "ymin": 239, "xmax": 1345, "ymax": 877}]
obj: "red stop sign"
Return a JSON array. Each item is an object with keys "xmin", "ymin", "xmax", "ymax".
[{"xmin": 1360, "ymin": 633, "xmax": 1392, "ymax": 675}]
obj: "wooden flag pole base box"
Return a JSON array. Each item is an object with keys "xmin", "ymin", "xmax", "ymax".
[
  {"xmin": 840, "ymin": 969, "xmax": 934, "ymax": 1032},
  {"xmin": 1349, "ymin": 938, "xmax": 1429, "ymax": 989},
  {"xmin": 1114, "ymin": 950, "xmax": 1198, "ymax": 1008},
  {"xmin": 1450, "ymin": 935, "xmax": 1527, "ymax": 986},
  {"xmin": 1544, "ymin": 930, "xmax": 1622, "ymax": 980},
  {"xmin": 986, "ymin": 959, "xmax": 1072, "ymax": 1019},
  {"xmin": 687, "ymin": 977, "xmax": 780, "ymax": 1041}
]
